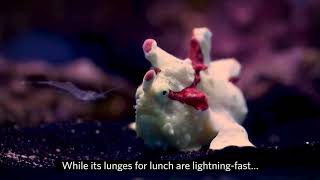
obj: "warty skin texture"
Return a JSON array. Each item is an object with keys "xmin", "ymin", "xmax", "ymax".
[{"xmin": 135, "ymin": 27, "xmax": 254, "ymax": 151}]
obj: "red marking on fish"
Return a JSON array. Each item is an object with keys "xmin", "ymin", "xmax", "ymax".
[
  {"xmin": 229, "ymin": 77, "xmax": 240, "ymax": 84},
  {"xmin": 144, "ymin": 69, "xmax": 155, "ymax": 81},
  {"xmin": 151, "ymin": 67, "xmax": 161, "ymax": 74},
  {"xmin": 168, "ymin": 37, "xmax": 209, "ymax": 111},
  {"xmin": 188, "ymin": 38, "xmax": 204, "ymax": 65},
  {"xmin": 169, "ymin": 87, "xmax": 208, "ymax": 111},
  {"xmin": 143, "ymin": 39, "xmax": 155, "ymax": 53}
]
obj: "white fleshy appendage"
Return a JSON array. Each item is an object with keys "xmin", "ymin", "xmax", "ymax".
[{"xmin": 135, "ymin": 27, "xmax": 254, "ymax": 151}]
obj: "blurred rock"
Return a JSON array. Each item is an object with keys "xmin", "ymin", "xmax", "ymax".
[
  {"xmin": 239, "ymin": 48, "xmax": 320, "ymax": 101},
  {"xmin": 0, "ymin": 57, "xmax": 135, "ymax": 127}
]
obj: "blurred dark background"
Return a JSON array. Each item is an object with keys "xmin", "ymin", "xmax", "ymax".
[{"xmin": 0, "ymin": 0, "xmax": 320, "ymax": 149}]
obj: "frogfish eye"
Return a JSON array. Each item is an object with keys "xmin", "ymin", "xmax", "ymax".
[{"xmin": 162, "ymin": 90, "xmax": 167, "ymax": 95}]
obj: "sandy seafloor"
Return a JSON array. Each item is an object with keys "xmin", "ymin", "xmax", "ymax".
[{"xmin": 0, "ymin": 119, "xmax": 319, "ymax": 179}]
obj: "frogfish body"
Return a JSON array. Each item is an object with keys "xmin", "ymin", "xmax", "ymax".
[{"xmin": 135, "ymin": 27, "xmax": 254, "ymax": 151}]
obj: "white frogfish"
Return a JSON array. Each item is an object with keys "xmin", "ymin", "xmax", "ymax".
[{"xmin": 134, "ymin": 27, "xmax": 254, "ymax": 151}]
